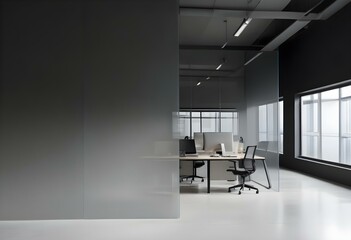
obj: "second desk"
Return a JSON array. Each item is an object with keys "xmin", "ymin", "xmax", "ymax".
[{"xmin": 180, "ymin": 153, "xmax": 269, "ymax": 193}]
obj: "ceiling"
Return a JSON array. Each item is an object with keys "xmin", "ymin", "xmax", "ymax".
[{"xmin": 179, "ymin": 0, "xmax": 349, "ymax": 82}]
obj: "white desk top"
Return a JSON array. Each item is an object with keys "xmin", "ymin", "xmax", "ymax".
[
  {"xmin": 179, "ymin": 153, "xmax": 264, "ymax": 161},
  {"xmin": 142, "ymin": 153, "xmax": 264, "ymax": 161}
]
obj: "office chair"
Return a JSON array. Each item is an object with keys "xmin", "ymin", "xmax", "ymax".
[
  {"xmin": 180, "ymin": 136, "xmax": 205, "ymax": 183},
  {"xmin": 182, "ymin": 160, "xmax": 205, "ymax": 183},
  {"xmin": 227, "ymin": 145, "xmax": 259, "ymax": 195}
]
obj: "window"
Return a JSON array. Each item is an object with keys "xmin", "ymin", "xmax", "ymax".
[
  {"xmin": 259, "ymin": 105, "xmax": 267, "ymax": 141},
  {"xmin": 221, "ymin": 112, "xmax": 239, "ymax": 135},
  {"xmin": 300, "ymin": 84, "xmax": 351, "ymax": 165},
  {"xmin": 258, "ymin": 101, "xmax": 282, "ymax": 152},
  {"xmin": 341, "ymin": 86, "xmax": 351, "ymax": 164},
  {"xmin": 202, "ymin": 112, "xmax": 219, "ymax": 133},
  {"xmin": 279, "ymin": 100, "xmax": 284, "ymax": 153},
  {"xmin": 178, "ymin": 110, "xmax": 239, "ymax": 138},
  {"xmin": 258, "ymin": 102, "xmax": 278, "ymax": 143},
  {"xmin": 179, "ymin": 112, "xmax": 190, "ymax": 139},
  {"xmin": 191, "ymin": 112, "xmax": 201, "ymax": 137}
]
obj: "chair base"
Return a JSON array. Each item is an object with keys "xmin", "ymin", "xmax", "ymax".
[
  {"xmin": 181, "ymin": 175, "xmax": 204, "ymax": 183},
  {"xmin": 228, "ymin": 183, "xmax": 259, "ymax": 195}
]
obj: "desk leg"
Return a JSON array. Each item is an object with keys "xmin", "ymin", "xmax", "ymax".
[
  {"xmin": 252, "ymin": 159, "xmax": 271, "ymax": 189},
  {"xmin": 207, "ymin": 160, "xmax": 210, "ymax": 193},
  {"xmin": 262, "ymin": 159, "xmax": 272, "ymax": 189}
]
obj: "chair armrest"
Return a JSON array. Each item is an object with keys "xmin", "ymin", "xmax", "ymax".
[{"xmin": 228, "ymin": 160, "xmax": 238, "ymax": 170}]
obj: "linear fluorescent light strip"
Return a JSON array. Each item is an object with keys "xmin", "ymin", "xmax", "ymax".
[
  {"xmin": 234, "ymin": 18, "xmax": 252, "ymax": 37},
  {"xmin": 221, "ymin": 41, "xmax": 228, "ymax": 49},
  {"xmin": 196, "ymin": 81, "xmax": 201, "ymax": 86},
  {"xmin": 216, "ymin": 63, "xmax": 223, "ymax": 70}
]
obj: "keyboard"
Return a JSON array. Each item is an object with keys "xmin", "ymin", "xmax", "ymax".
[{"xmin": 222, "ymin": 153, "xmax": 237, "ymax": 157}]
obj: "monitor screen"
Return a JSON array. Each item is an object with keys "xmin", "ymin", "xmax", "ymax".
[
  {"xmin": 179, "ymin": 139, "xmax": 197, "ymax": 154},
  {"xmin": 204, "ymin": 132, "xmax": 233, "ymax": 152}
]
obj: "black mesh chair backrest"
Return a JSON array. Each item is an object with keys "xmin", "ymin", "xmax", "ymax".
[{"xmin": 242, "ymin": 146, "xmax": 257, "ymax": 171}]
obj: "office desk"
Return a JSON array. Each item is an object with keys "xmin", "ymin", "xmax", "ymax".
[{"xmin": 180, "ymin": 153, "xmax": 271, "ymax": 193}]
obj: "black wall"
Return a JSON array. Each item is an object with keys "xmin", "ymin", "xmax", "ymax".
[{"xmin": 279, "ymin": 3, "xmax": 351, "ymax": 186}]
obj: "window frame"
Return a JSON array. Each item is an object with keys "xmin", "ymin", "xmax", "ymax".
[
  {"xmin": 297, "ymin": 80, "xmax": 351, "ymax": 168},
  {"xmin": 278, "ymin": 98, "xmax": 284, "ymax": 154},
  {"xmin": 178, "ymin": 109, "xmax": 239, "ymax": 138}
]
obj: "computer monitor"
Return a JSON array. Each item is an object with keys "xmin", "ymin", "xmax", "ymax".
[
  {"xmin": 204, "ymin": 132, "xmax": 233, "ymax": 152},
  {"xmin": 179, "ymin": 139, "xmax": 197, "ymax": 155}
]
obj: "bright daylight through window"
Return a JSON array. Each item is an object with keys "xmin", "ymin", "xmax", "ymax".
[
  {"xmin": 178, "ymin": 111, "xmax": 238, "ymax": 138},
  {"xmin": 300, "ymin": 85, "xmax": 351, "ymax": 165},
  {"xmin": 258, "ymin": 101, "xmax": 283, "ymax": 153}
]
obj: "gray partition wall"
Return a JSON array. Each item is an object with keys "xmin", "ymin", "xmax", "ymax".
[
  {"xmin": 82, "ymin": 0, "xmax": 179, "ymax": 219},
  {"xmin": 0, "ymin": 0, "xmax": 179, "ymax": 220},
  {"xmin": 245, "ymin": 52, "xmax": 280, "ymax": 191}
]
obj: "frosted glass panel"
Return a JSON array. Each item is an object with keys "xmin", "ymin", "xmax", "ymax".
[
  {"xmin": 0, "ymin": 0, "xmax": 179, "ymax": 220},
  {"xmin": 0, "ymin": 1, "xmax": 85, "ymax": 220},
  {"xmin": 83, "ymin": 0, "xmax": 179, "ymax": 219},
  {"xmin": 259, "ymin": 105, "xmax": 267, "ymax": 141},
  {"xmin": 245, "ymin": 51, "xmax": 279, "ymax": 191}
]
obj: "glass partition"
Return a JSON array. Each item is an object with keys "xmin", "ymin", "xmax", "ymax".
[
  {"xmin": 245, "ymin": 51, "xmax": 280, "ymax": 191},
  {"xmin": 0, "ymin": 0, "xmax": 179, "ymax": 220}
]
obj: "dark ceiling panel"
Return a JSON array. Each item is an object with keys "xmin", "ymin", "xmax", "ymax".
[{"xmin": 283, "ymin": 0, "xmax": 336, "ymax": 13}]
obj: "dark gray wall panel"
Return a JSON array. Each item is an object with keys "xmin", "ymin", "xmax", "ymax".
[
  {"xmin": 0, "ymin": 1, "xmax": 84, "ymax": 219},
  {"xmin": 280, "ymin": 3, "xmax": 351, "ymax": 186},
  {"xmin": 0, "ymin": 0, "xmax": 179, "ymax": 219},
  {"xmin": 180, "ymin": 79, "xmax": 245, "ymax": 109},
  {"xmin": 82, "ymin": 0, "xmax": 179, "ymax": 218}
]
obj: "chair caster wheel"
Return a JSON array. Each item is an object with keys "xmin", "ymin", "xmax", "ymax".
[
  {"xmin": 256, "ymin": 190, "xmax": 259, "ymax": 194},
  {"xmin": 228, "ymin": 189, "xmax": 231, "ymax": 192},
  {"xmin": 238, "ymin": 191, "xmax": 241, "ymax": 195},
  {"xmin": 201, "ymin": 179, "xmax": 204, "ymax": 182}
]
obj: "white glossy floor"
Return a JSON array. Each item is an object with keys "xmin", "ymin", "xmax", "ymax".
[{"xmin": 1, "ymin": 169, "xmax": 351, "ymax": 240}]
